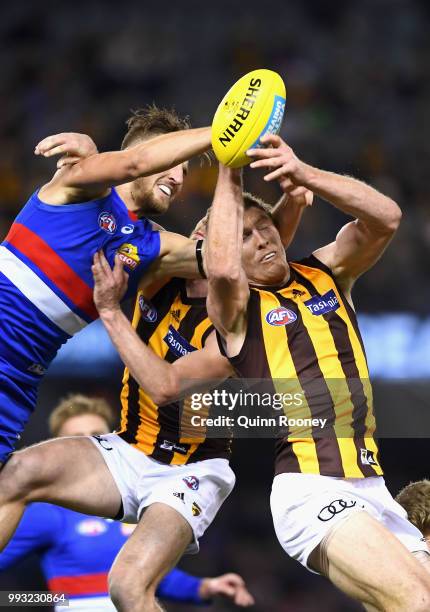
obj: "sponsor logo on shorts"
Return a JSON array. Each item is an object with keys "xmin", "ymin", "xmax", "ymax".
[
  {"xmin": 138, "ymin": 295, "xmax": 158, "ymax": 323},
  {"xmin": 192, "ymin": 502, "xmax": 202, "ymax": 517},
  {"xmin": 76, "ymin": 519, "xmax": 107, "ymax": 536},
  {"xmin": 159, "ymin": 440, "xmax": 188, "ymax": 455},
  {"xmin": 360, "ymin": 448, "xmax": 378, "ymax": 466},
  {"xmin": 121, "ymin": 224, "xmax": 135, "ymax": 235},
  {"xmin": 163, "ymin": 325, "xmax": 197, "ymax": 357},
  {"xmin": 265, "ymin": 307, "xmax": 297, "ymax": 326},
  {"xmin": 183, "ymin": 476, "xmax": 200, "ymax": 491},
  {"xmin": 173, "ymin": 492, "xmax": 185, "ymax": 503},
  {"xmin": 93, "ymin": 435, "xmax": 113, "ymax": 451},
  {"xmin": 117, "ymin": 243, "xmax": 140, "ymax": 270},
  {"xmin": 304, "ymin": 289, "xmax": 340, "ymax": 316},
  {"xmin": 98, "ymin": 212, "xmax": 117, "ymax": 234},
  {"xmin": 317, "ymin": 498, "xmax": 357, "ymax": 522}
]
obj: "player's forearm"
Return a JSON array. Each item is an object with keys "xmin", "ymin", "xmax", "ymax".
[
  {"xmin": 206, "ymin": 165, "xmax": 243, "ymax": 281},
  {"xmin": 127, "ymin": 127, "xmax": 211, "ymax": 178},
  {"xmin": 99, "ymin": 309, "xmax": 177, "ymax": 405},
  {"xmin": 301, "ymin": 166, "xmax": 401, "ymax": 234},
  {"xmin": 272, "ymin": 194, "xmax": 306, "ymax": 249},
  {"xmin": 64, "ymin": 127, "xmax": 211, "ymax": 189}
]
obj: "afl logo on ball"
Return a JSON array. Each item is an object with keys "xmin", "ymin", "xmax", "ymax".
[
  {"xmin": 265, "ymin": 307, "xmax": 297, "ymax": 326},
  {"xmin": 138, "ymin": 295, "xmax": 158, "ymax": 323},
  {"xmin": 98, "ymin": 211, "xmax": 117, "ymax": 234}
]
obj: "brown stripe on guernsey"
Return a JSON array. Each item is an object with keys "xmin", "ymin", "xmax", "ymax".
[
  {"xmin": 258, "ymin": 288, "xmax": 317, "ymax": 474},
  {"xmin": 293, "ymin": 264, "xmax": 382, "ymax": 476},
  {"xmin": 292, "ymin": 266, "xmax": 379, "ymax": 478},
  {"xmin": 119, "ymin": 280, "xmax": 181, "ymax": 447},
  {"xmin": 275, "ymin": 291, "xmax": 345, "ymax": 477}
]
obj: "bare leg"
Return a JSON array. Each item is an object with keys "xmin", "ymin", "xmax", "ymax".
[
  {"xmin": 108, "ymin": 503, "xmax": 192, "ymax": 612},
  {"xmin": 0, "ymin": 437, "xmax": 122, "ymax": 550},
  {"xmin": 310, "ymin": 511, "xmax": 430, "ymax": 611}
]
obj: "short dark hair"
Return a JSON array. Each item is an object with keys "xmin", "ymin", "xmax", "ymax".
[
  {"xmin": 396, "ymin": 479, "xmax": 430, "ymax": 535},
  {"xmin": 121, "ymin": 104, "xmax": 191, "ymax": 150}
]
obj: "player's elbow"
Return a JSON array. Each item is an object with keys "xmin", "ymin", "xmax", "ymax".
[
  {"xmin": 382, "ymin": 199, "xmax": 402, "ymax": 234},
  {"xmin": 146, "ymin": 372, "xmax": 180, "ymax": 406}
]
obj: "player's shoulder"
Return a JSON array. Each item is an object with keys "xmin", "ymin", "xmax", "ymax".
[{"xmin": 290, "ymin": 253, "xmax": 334, "ymax": 277}]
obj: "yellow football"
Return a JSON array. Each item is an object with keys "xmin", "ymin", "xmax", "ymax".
[{"xmin": 211, "ymin": 69, "xmax": 286, "ymax": 168}]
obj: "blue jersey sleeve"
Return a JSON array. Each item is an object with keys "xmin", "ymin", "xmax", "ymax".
[
  {"xmin": 0, "ymin": 504, "xmax": 62, "ymax": 570},
  {"xmin": 156, "ymin": 568, "xmax": 209, "ymax": 605}
]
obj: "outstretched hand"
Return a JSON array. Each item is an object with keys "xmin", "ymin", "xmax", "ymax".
[
  {"xmin": 34, "ymin": 132, "xmax": 98, "ymax": 169},
  {"xmin": 247, "ymin": 134, "xmax": 310, "ymax": 193},
  {"xmin": 92, "ymin": 251, "xmax": 128, "ymax": 316},
  {"xmin": 199, "ymin": 572, "xmax": 255, "ymax": 607}
]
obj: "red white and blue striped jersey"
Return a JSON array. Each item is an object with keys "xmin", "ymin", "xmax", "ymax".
[
  {"xmin": 0, "ymin": 504, "xmax": 205, "ymax": 610},
  {"xmin": 0, "ymin": 188, "xmax": 160, "ymax": 381}
]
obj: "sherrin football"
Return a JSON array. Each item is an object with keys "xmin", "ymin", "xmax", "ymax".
[{"xmin": 211, "ymin": 69, "xmax": 286, "ymax": 168}]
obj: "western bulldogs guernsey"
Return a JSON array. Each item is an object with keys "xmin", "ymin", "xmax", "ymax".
[
  {"xmin": 0, "ymin": 504, "xmax": 207, "ymax": 611},
  {"xmin": 0, "ymin": 188, "xmax": 160, "ymax": 461}
]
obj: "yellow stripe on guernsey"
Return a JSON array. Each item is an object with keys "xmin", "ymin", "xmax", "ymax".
[
  {"xmin": 291, "ymin": 262, "xmax": 382, "ymax": 476},
  {"xmin": 174, "ymin": 316, "xmax": 213, "ymax": 465},
  {"xmin": 259, "ymin": 289, "xmax": 320, "ymax": 474},
  {"xmin": 134, "ymin": 294, "xmax": 192, "ymax": 455}
]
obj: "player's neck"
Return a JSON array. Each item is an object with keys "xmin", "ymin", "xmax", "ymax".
[{"xmin": 115, "ymin": 183, "xmax": 138, "ymax": 213}]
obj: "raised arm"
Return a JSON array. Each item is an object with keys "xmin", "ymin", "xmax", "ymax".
[
  {"xmin": 92, "ymin": 253, "xmax": 232, "ymax": 405},
  {"xmin": 271, "ymin": 188, "xmax": 313, "ymax": 249},
  {"xmin": 248, "ymin": 134, "xmax": 401, "ymax": 292},
  {"xmin": 37, "ymin": 127, "xmax": 211, "ymax": 201},
  {"xmin": 206, "ymin": 165, "xmax": 249, "ymax": 357}
]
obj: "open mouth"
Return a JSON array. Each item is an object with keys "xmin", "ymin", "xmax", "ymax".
[
  {"xmin": 262, "ymin": 251, "xmax": 276, "ymax": 262},
  {"xmin": 158, "ymin": 184, "xmax": 172, "ymax": 197}
]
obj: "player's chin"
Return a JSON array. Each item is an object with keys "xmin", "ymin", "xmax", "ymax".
[{"xmin": 141, "ymin": 195, "xmax": 171, "ymax": 216}]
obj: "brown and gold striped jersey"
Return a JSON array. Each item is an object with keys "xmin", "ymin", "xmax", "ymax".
[
  {"xmin": 217, "ymin": 255, "xmax": 382, "ymax": 479},
  {"xmin": 118, "ymin": 277, "xmax": 231, "ymax": 465}
]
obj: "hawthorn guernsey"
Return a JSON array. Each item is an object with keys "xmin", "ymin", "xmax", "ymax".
[{"xmin": 0, "ymin": 187, "xmax": 159, "ymax": 462}]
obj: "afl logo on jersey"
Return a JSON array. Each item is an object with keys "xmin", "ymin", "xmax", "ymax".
[
  {"xmin": 265, "ymin": 307, "xmax": 297, "ymax": 326},
  {"xmin": 138, "ymin": 295, "xmax": 158, "ymax": 323},
  {"xmin": 98, "ymin": 211, "xmax": 117, "ymax": 234},
  {"xmin": 76, "ymin": 519, "xmax": 107, "ymax": 536}
]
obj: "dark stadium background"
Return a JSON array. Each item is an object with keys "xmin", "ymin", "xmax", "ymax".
[{"xmin": 1, "ymin": 1, "xmax": 429, "ymax": 610}]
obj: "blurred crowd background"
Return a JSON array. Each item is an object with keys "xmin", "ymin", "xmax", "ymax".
[{"xmin": 1, "ymin": 0, "xmax": 429, "ymax": 610}]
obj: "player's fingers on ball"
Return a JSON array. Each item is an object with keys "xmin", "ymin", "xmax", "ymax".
[
  {"xmin": 260, "ymin": 133, "xmax": 281, "ymax": 147},
  {"xmin": 264, "ymin": 164, "xmax": 290, "ymax": 182},
  {"xmin": 247, "ymin": 146, "xmax": 280, "ymax": 159},
  {"xmin": 249, "ymin": 155, "xmax": 284, "ymax": 170}
]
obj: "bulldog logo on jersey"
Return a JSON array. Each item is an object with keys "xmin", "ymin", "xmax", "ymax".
[
  {"xmin": 117, "ymin": 243, "xmax": 140, "ymax": 270},
  {"xmin": 138, "ymin": 295, "xmax": 158, "ymax": 323},
  {"xmin": 98, "ymin": 211, "xmax": 117, "ymax": 234},
  {"xmin": 265, "ymin": 307, "xmax": 297, "ymax": 326}
]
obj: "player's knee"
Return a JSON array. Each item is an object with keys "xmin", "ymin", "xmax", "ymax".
[
  {"xmin": 383, "ymin": 573, "xmax": 430, "ymax": 611},
  {"xmin": 0, "ymin": 450, "xmax": 43, "ymax": 501},
  {"xmin": 108, "ymin": 563, "xmax": 156, "ymax": 608}
]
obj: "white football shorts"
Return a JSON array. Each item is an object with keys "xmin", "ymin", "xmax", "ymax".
[
  {"xmin": 270, "ymin": 473, "xmax": 428, "ymax": 573},
  {"xmin": 89, "ymin": 433, "xmax": 235, "ymax": 553}
]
